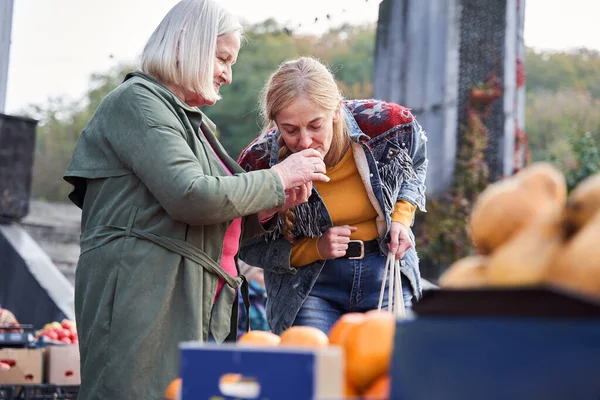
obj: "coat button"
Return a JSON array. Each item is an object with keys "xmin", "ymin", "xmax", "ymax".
[{"xmin": 400, "ymin": 260, "xmax": 406, "ymax": 267}]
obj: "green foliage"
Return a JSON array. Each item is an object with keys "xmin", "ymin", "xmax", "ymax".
[
  {"xmin": 525, "ymin": 49, "xmax": 600, "ymax": 188},
  {"xmin": 551, "ymin": 131, "xmax": 600, "ymax": 192},
  {"xmin": 524, "ymin": 61, "xmax": 600, "ymax": 191},
  {"xmin": 526, "ymin": 48, "xmax": 600, "ymax": 99},
  {"xmin": 525, "ymin": 90, "xmax": 600, "ymax": 164},
  {"xmin": 21, "ymin": 64, "xmax": 131, "ymax": 202}
]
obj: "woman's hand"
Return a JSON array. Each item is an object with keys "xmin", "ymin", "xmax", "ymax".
[
  {"xmin": 272, "ymin": 149, "xmax": 330, "ymax": 190},
  {"xmin": 317, "ymin": 225, "xmax": 357, "ymax": 259},
  {"xmin": 282, "ymin": 181, "xmax": 313, "ymax": 209},
  {"xmin": 388, "ymin": 221, "xmax": 413, "ymax": 260},
  {"xmin": 257, "ymin": 182, "xmax": 312, "ymax": 223}
]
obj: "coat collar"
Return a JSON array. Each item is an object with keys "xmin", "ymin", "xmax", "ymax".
[{"xmin": 124, "ymin": 71, "xmax": 205, "ymax": 116}]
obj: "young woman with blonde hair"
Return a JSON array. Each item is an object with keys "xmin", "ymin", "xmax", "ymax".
[{"xmin": 239, "ymin": 57, "xmax": 429, "ymax": 335}]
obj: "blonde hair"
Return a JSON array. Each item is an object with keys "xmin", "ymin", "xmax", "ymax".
[
  {"xmin": 141, "ymin": 0, "xmax": 242, "ymax": 104},
  {"xmin": 259, "ymin": 57, "xmax": 350, "ymax": 241},
  {"xmin": 260, "ymin": 57, "xmax": 349, "ymax": 167}
]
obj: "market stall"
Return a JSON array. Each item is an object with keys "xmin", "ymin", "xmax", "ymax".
[
  {"xmin": 171, "ymin": 164, "xmax": 600, "ymax": 400},
  {"xmin": 0, "ymin": 311, "xmax": 80, "ymax": 400}
]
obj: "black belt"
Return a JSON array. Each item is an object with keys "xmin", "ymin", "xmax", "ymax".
[{"xmin": 341, "ymin": 239, "xmax": 380, "ymax": 260}]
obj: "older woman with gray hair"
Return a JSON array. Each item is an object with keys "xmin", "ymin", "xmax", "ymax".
[{"xmin": 63, "ymin": 1, "xmax": 328, "ymax": 398}]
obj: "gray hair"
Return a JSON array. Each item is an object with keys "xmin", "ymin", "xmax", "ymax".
[{"xmin": 141, "ymin": 0, "xmax": 243, "ymax": 104}]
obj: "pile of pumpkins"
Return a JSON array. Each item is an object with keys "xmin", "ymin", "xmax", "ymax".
[
  {"xmin": 440, "ymin": 162, "xmax": 600, "ymax": 300},
  {"xmin": 236, "ymin": 312, "xmax": 394, "ymax": 399}
]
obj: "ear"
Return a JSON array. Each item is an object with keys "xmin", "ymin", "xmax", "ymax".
[{"xmin": 332, "ymin": 105, "xmax": 342, "ymax": 123}]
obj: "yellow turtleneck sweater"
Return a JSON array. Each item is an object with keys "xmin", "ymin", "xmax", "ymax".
[{"xmin": 290, "ymin": 150, "xmax": 416, "ymax": 267}]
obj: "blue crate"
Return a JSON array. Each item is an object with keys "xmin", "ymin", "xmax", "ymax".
[
  {"xmin": 179, "ymin": 342, "xmax": 343, "ymax": 400},
  {"xmin": 390, "ymin": 317, "xmax": 600, "ymax": 400}
]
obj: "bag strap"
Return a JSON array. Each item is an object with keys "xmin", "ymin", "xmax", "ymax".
[
  {"xmin": 395, "ymin": 258, "xmax": 407, "ymax": 319},
  {"xmin": 377, "ymin": 252, "xmax": 407, "ymax": 319}
]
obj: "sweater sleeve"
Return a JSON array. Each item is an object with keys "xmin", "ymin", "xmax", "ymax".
[
  {"xmin": 391, "ymin": 200, "xmax": 416, "ymax": 228},
  {"xmin": 290, "ymin": 238, "xmax": 323, "ymax": 267}
]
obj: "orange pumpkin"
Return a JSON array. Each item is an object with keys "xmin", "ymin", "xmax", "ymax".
[
  {"xmin": 238, "ymin": 330, "xmax": 281, "ymax": 346},
  {"xmin": 344, "ymin": 312, "xmax": 395, "ymax": 392},
  {"xmin": 279, "ymin": 326, "xmax": 329, "ymax": 348},
  {"xmin": 164, "ymin": 378, "xmax": 181, "ymax": 400}
]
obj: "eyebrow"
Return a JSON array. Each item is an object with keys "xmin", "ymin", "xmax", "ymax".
[{"xmin": 281, "ymin": 118, "xmax": 323, "ymax": 127}]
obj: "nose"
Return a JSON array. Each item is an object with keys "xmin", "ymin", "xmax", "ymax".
[
  {"xmin": 297, "ymin": 131, "xmax": 312, "ymax": 150},
  {"xmin": 222, "ymin": 65, "xmax": 232, "ymax": 85}
]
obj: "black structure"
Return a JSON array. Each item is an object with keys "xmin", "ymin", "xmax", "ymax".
[{"xmin": 0, "ymin": 113, "xmax": 38, "ymax": 223}]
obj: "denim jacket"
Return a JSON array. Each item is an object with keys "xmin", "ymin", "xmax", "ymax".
[{"xmin": 238, "ymin": 99, "xmax": 429, "ymax": 334}]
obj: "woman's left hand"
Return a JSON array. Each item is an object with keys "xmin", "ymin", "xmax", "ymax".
[{"xmin": 388, "ymin": 221, "xmax": 413, "ymax": 260}]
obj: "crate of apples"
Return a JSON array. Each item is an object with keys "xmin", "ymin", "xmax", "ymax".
[{"xmin": 36, "ymin": 319, "xmax": 78, "ymax": 345}]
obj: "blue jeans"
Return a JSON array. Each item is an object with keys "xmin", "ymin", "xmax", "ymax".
[{"xmin": 292, "ymin": 252, "xmax": 414, "ymax": 335}]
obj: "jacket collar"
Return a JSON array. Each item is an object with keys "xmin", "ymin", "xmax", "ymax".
[
  {"xmin": 342, "ymin": 103, "xmax": 370, "ymax": 143},
  {"xmin": 124, "ymin": 71, "xmax": 205, "ymax": 116}
]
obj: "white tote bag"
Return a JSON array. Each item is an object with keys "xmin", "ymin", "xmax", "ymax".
[{"xmin": 377, "ymin": 251, "xmax": 407, "ymax": 319}]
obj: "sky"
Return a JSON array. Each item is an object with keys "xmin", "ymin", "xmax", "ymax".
[{"xmin": 3, "ymin": 0, "xmax": 600, "ymax": 114}]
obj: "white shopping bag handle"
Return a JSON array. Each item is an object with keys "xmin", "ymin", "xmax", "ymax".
[{"xmin": 377, "ymin": 252, "xmax": 407, "ymax": 319}]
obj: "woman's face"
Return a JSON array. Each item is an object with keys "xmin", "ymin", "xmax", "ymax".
[
  {"xmin": 275, "ymin": 95, "xmax": 340, "ymax": 158},
  {"xmin": 185, "ymin": 33, "xmax": 240, "ymax": 107}
]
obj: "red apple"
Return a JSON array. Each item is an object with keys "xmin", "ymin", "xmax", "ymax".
[
  {"xmin": 44, "ymin": 330, "xmax": 59, "ymax": 341},
  {"xmin": 61, "ymin": 320, "xmax": 74, "ymax": 330},
  {"xmin": 57, "ymin": 328, "xmax": 71, "ymax": 340},
  {"xmin": 60, "ymin": 337, "xmax": 72, "ymax": 344}
]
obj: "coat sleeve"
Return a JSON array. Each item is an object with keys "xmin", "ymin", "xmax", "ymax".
[
  {"xmin": 105, "ymin": 88, "xmax": 286, "ymax": 226},
  {"xmin": 237, "ymin": 133, "xmax": 299, "ymax": 274}
]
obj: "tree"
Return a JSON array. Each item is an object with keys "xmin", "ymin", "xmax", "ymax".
[
  {"xmin": 525, "ymin": 90, "xmax": 600, "ymax": 164},
  {"xmin": 23, "ymin": 64, "xmax": 132, "ymax": 202},
  {"xmin": 526, "ymin": 48, "xmax": 600, "ymax": 98}
]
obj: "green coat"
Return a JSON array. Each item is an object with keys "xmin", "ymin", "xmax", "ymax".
[{"xmin": 64, "ymin": 72, "xmax": 284, "ymax": 400}]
